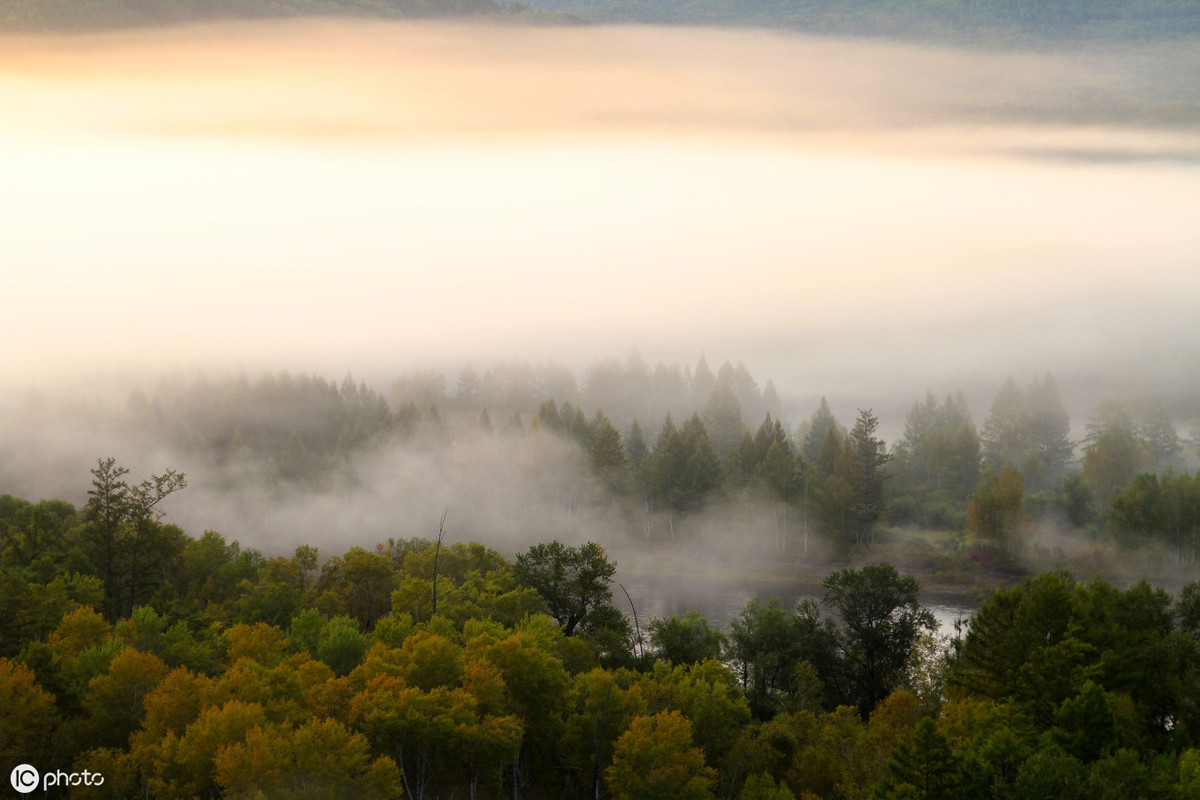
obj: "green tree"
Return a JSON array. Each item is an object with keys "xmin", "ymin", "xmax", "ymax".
[
  {"xmin": 876, "ymin": 717, "xmax": 960, "ymax": 800},
  {"xmin": 1140, "ymin": 395, "xmax": 1182, "ymax": 469},
  {"xmin": 559, "ymin": 668, "xmax": 648, "ymax": 798},
  {"xmin": 982, "ymin": 377, "xmax": 1029, "ymax": 470},
  {"xmin": 727, "ymin": 598, "xmax": 837, "ymax": 718},
  {"xmin": 607, "ymin": 711, "xmax": 717, "ymax": 800},
  {"xmin": 649, "ymin": 611, "xmax": 724, "ymax": 666},
  {"xmin": 803, "ymin": 397, "xmax": 844, "ymax": 467},
  {"xmin": 534, "ymin": 398, "xmax": 564, "ymax": 433},
  {"xmin": 965, "ymin": 466, "xmax": 1027, "ymax": 551},
  {"xmin": 317, "ymin": 547, "xmax": 395, "ymax": 628},
  {"xmin": 818, "ymin": 472, "xmax": 858, "ymax": 553},
  {"xmin": 84, "ymin": 458, "xmax": 130, "ymax": 621},
  {"xmin": 591, "ymin": 410, "xmax": 630, "ymax": 488},
  {"xmin": 625, "ymin": 420, "xmax": 650, "ymax": 467},
  {"xmin": 641, "ymin": 659, "xmax": 751, "ymax": 770},
  {"xmin": 822, "ymin": 564, "xmax": 936, "ymax": 717},
  {"xmin": 514, "ymin": 541, "xmax": 625, "ymax": 639},
  {"xmin": 215, "ymin": 717, "xmax": 402, "ymax": 800},
  {"xmin": 894, "ymin": 390, "xmax": 982, "ymax": 502},
  {"xmin": 0, "ymin": 658, "xmax": 58, "ymax": 764},
  {"xmin": 762, "ymin": 441, "xmax": 800, "ymax": 554},
  {"xmin": 740, "ymin": 772, "xmax": 795, "ymax": 800},
  {"xmin": 138, "ymin": 699, "xmax": 269, "ymax": 800},
  {"xmin": 849, "ymin": 409, "xmax": 891, "ymax": 546},
  {"xmin": 1082, "ymin": 429, "xmax": 1153, "ymax": 512},
  {"xmin": 1059, "ymin": 473, "xmax": 1094, "ymax": 528},
  {"xmin": 704, "ymin": 381, "xmax": 746, "ymax": 457},
  {"xmin": 82, "ymin": 647, "xmax": 171, "ymax": 748},
  {"xmin": 84, "ymin": 458, "xmax": 186, "ymax": 621},
  {"xmin": 1025, "ymin": 373, "xmax": 1073, "ymax": 490}
]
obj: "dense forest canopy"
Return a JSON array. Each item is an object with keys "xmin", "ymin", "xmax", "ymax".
[
  {"xmin": 4, "ymin": 460, "xmax": 1200, "ymax": 798},
  {"xmin": 3, "ymin": 358, "xmax": 1198, "ymax": 584}
]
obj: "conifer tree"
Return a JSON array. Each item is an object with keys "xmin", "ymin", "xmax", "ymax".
[
  {"xmin": 625, "ymin": 420, "xmax": 649, "ymax": 467},
  {"xmin": 877, "ymin": 718, "xmax": 960, "ymax": 800},
  {"xmin": 982, "ymin": 377, "xmax": 1028, "ymax": 470},
  {"xmin": 1141, "ymin": 395, "xmax": 1182, "ymax": 469},
  {"xmin": 804, "ymin": 397, "xmax": 843, "ymax": 466},
  {"xmin": 1025, "ymin": 373, "xmax": 1073, "ymax": 489},
  {"xmin": 591, "ymin": 411, "xmax": 629, "ymax": 490},
  {"xmin": 849, "ymin": 409, "xmax": 890, "ymax": 546},
  {"xmin": 703, "ymin": 381, "xmax": 745, "ymax": 457}
]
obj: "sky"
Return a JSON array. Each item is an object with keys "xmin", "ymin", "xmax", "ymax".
[{"xmin": 2, "ymin": 19, "xmax": 1198, "ymax": 411}]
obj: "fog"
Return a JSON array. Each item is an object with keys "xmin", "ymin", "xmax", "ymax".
[
  {"xmin": 2, "ymin": 20, "xmax": 1198, "ymax": 397},
  {"xmin": 2, "ymin": 21, "xmax": 1199, "ymax": 606}
]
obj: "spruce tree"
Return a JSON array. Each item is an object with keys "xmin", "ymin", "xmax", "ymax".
[{"xmin": 849, "ymin": 409, "xmax": 890, "ymax": 546}]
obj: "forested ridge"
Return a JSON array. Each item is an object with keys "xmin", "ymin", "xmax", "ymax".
[
  {"xmin": 4, "ymin": 463, "xmax": 1200, "ymax": 798},
  {"xmin": 522, "ymin": 0, "xmax": 1200, "ymax": 40},
  {"xmin": 0, "ymin": 0, "xmax": 565, "ymax": 33},
  {"xmin": 2, "ymin": 0, "xmax": 1197, "ymax": 39}
]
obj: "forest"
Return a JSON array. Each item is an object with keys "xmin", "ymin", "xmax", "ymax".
[
  {"xmin": 3, "ymin": 0, "xmax": 1196, "ymax": 789},
  {"xmin": 39, "ymin": 357, "xmax": 1195, "ymax": 577},
  {"xmin": 4, "ymin": 459, "xmax": 1200, "ymax": 798},
  {"xmin": 3, "ymin": 357, "xmax": 1200, "ymax": 795}
]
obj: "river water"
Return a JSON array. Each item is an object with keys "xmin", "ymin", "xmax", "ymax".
[{"xmin": 620, "ymin": 577, "xmax": 978, "ymax": 638}]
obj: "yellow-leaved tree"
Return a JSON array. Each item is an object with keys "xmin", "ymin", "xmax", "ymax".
[{"xmin": 606, "ymin": 710, "xmax": 716, "ymax": 800}]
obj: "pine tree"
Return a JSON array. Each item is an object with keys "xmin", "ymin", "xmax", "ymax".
[
  {"xmin": 703, "ymin": 381, "xmax": 745, "ymax": 457},
  {"xmin": 877, "ymin": 718, "xmax": 960, "ymax": 800},
  {"xmin": 817, "ymin": 427, "xmax": 843, "ymax": 479},
  {"xmin": 804, "ymin": 397, "xmax": 843, "ymax": 465},
  {"xmin": 691, "ymin": 355, "xmax": 716, "ymax": 403},
  {"xmin": 982, "ymin": 377, "xmax": 1028, "ymax": 470},
  {"xmin": 1140, "ymin": 395, "xmax": 1181, "ymax": 469},
  {"xmin": 849, "ymin": 409, "xmax": 890, "ymax": 546},
  {"xmin": 1025, "ymin": 373, "xmax": 1073, "ymax": 489},
  {"xmin": 625, "ymin": 420, "xmax": 649, "ymax": 467},
  {"xmin": 535, "ymin": 398, "xmax": 564, "ymax": 433},
  {"xmin": 591, "ymin": 411, "xmax": 629, "ymax": 486},
  {"xmin": 942, "ymin": 391, "xmax": 982, "ymax": 498},
  {"xmin": 763, "ymin": 379, "xmax": 783, "ymax": 421}
]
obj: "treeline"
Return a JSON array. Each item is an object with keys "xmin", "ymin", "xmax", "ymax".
[
  {"xmin": 4, "ymin": 469, "xmax": 1200, "ymax": 798},
  {"xmin": 120, "ymin": 357, "xmax": 781, "ymax": 489},
  {"xmin": 0, "ymin": 0, "xmax": 562, "ymax": 33},
  {"xmin": 102, "ymin": 362, "xmax": 1200, "ymax": 564}
]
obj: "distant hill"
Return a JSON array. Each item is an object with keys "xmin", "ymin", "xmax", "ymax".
[
  {"xmin": 4, "ymin": 0, "xmax": 1198, "ymax": 38},
  {"xmin": 0, "ymin": 0, "xmax": 568, "ymax": 32},
  {"xmin": 522, "ymin": 0, "xmax": 1200, "ymax": 41}
]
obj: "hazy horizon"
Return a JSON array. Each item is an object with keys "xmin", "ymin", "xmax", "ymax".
[{"xmin": 3, "ymin": 20, "xmax": 1198, "ymax": 403}]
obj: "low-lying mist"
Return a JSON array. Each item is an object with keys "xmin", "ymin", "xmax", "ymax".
[{"xmin": 0, "ymin": 387, "xmax": 815, "ymax": 620}]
